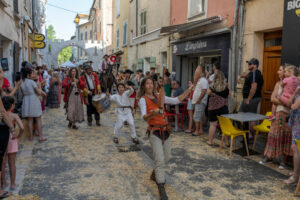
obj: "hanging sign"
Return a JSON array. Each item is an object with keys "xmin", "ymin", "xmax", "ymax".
[{"xmin": 110, "ymin": 56, "xmax": 117, "ymax": 63}]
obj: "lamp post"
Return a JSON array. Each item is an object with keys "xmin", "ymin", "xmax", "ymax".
[{"xmin": 74, "ymin": 14, "xmax": 80, "ymax": 61}]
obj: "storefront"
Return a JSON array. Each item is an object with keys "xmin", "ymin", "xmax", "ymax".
[{"xmin": 172, "ymin": 32, "xmax": 231, "ymax": 89}]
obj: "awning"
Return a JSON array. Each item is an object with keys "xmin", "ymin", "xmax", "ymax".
[{"xmin": 160, "ymin": 16, "xmax": 222, "ymax": 35}]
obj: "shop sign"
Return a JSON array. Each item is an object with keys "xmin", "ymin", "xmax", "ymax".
[
  {"xmin": 282, "ymin": 0, "xmax": 300, "ymax": 66},
  {"xmin": 184, "ymin": 41, "xmax": 207, "ymax": 51}
]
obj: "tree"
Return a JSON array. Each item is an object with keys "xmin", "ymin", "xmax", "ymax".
[
  {"xmin": 47, "ymin": 25, "xmax": 56, "ymax": 42},
  {"xmin": 58, "ymin": 47, "xmax": 73, "ymax": 66}
]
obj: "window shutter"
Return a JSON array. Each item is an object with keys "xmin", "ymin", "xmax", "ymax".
[
  {"xmin": 138, "ymin": 59, "xmax": 143, "ymax": 70},
  {"xmin": 150, "ymin": 57, "xmax": 156, "ymax": 67},
  {"xmin": 123, "ymin": 22, "xmax": 127, "ymax": 45},
  {"xmin": 116, "ymin": 29, "xmax": 119, "ymax": 48}
]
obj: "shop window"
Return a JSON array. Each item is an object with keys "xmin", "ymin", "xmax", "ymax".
[
  {"xmin": 123, "ymin": 21, "xmax": 127, "ymax": 46},
  {"xmin": 141, "ymin": 10, "xmax": 147, "ymax": 35},
  {"xmin": 116, "ymin": 28, "xmax": 120, "ymax": 49},
  {"xmin": 264, "ymin": 38, "xmax": 282, "ymax": 48},
  {"xmin": 188, "ymin": 0, "xmax": 204, "ymax": 19}
]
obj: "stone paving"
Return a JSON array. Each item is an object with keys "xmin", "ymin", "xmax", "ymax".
[{"xmin": 3, "ymin": 105, "xmax": 299, "ymax": 200}]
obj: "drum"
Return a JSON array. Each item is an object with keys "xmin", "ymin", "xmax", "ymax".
[{"xmin": 92, "ymin": 93, "xmax": 111, "ymax": 113}]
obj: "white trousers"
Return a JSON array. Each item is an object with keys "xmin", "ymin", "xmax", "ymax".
[
  {"xmin": 149, "ymin": 133, "xmax": 171, "ymax": 184},
  {"xmin": 114, "ymin": 112, "xmax": 137, "ymax": 138}
]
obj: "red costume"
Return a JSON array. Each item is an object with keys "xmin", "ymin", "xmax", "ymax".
[{"xmin": 62, "ymin": 76, "xmax": 86, "ymax": 104}]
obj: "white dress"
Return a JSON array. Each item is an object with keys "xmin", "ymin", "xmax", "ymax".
[{"xmin": 21, "ymin": 79, "xmax": 42, "ymax": 117}]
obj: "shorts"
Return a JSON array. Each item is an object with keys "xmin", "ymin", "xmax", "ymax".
[
  {"xmin": 187, "ymin": 99, "xmax": 194, "ymax": 110},
  {"xmin": 239, "ymin": 98, "xmax": 261, "ymax": 113},
  {"xmin": 208, "ymin": 106, "xmax": 229, "ymax": 122},
  {"xmin": 193, "ymin": 103, "xmax": 206, "ymax": 122}
]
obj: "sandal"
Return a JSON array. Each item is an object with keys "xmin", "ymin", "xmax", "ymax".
[
  {"xmin": 206, "ymin": 141, "xmax": 213, "ymax": 146},
  {"xmin": 0, "ymin": 191, "xmax": 11, "ymax": 199},
  {"xmin": 283, "ymin": 176, "xmax": 298, "ymax": 185}
]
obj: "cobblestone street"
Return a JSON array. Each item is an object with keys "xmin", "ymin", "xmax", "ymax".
[{"xmin": 3, "ymin": 105, "xmax": 297, "ymax": 200}]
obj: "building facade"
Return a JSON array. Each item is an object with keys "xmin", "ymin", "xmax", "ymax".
[
  {"xmin": 166, "ymin": 0, "xmax": 235, "ymax": 89},
  {"xmin": 0, "ymin": 0, "xmax": 46, "ymax": 82}
]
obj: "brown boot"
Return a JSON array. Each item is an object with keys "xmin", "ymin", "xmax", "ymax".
[{"xmin": 157, "ymin": 183, "xmax": 168, "ymax": 200}]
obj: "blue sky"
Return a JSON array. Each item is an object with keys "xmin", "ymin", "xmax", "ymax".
[{"xmin": 45, "ymin": 0, "xmax": 93, "ymax": 40}]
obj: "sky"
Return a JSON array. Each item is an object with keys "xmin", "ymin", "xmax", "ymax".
[{"xmin": 45, "ymin": 0, "xmax": 93, "ymax": 40}]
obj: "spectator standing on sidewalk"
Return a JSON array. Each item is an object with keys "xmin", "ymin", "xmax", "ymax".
[{"xmin": 238, "ymin": 58, "xmax": 264, "ymax": 139}]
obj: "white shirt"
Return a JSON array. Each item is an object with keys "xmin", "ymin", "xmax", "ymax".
[
  {"xmin": 139, "ymin": 96, "xmax": 180, "ymax": 120},
  {"xmin": 86, "ymin": 75, "xmax": 94, "ymax": 90},
  {"xmin": 209, "ymin": 74, "xmax": 215, "ymax": 83},
  {"xmin": 192, "ymin": 77, "xmax": 209, "ymax": 105},
  {"xmin": 110, "ymin": 87, "xmax": 134, "ymax": 115}
]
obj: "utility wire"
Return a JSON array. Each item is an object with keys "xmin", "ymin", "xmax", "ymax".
[{"xmin": 46, "ymin": 2, "xmax": 89, "ymax": 14}]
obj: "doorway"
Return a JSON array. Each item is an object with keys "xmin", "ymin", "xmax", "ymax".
[{"xmin": 261, "ymin": 31, "xmax": 282, "ymax": 114}]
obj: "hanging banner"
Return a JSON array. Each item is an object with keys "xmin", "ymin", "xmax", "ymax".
[{"xmin": 281, "ymin": 0, "xmax": 300, "ymax": 67}]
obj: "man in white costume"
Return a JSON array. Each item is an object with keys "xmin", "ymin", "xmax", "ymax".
[{"xmin": 107, "ymin": 83, "xmax": 139, "ymax": 145}]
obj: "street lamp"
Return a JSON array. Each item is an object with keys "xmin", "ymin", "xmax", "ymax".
[{"xmin": 74, "ymin": 15, "xmax": 80, "ymax": 24}]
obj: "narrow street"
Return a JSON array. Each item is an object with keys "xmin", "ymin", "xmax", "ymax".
[{"xmin": 5, "ymin": 105, "xmax": 295, "ymax": 200}]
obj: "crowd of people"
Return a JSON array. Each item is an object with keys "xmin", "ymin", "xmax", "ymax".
[{"xmin": 0, "ymin": 55, "xmax": 300, "ymax": 199}]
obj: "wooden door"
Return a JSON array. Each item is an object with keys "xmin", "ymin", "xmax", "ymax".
[
  {"xmin": 261, "ymin": 49, "xmax": 281, "ymax": 114},
  {"xmin": 261, "ymin": 31, "xmax": 282, "ymax": 114}
]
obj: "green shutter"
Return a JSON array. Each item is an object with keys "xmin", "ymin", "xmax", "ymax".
[
  {"xmin": 150, "ymin": 57, "xmax": 156, "ymax": 67},
  {"xmin": 138, "ymin": 58, "xmax": 143, "ymax": 69}
]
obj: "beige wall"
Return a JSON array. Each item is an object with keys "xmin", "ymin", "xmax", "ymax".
[{"xmin": 241, "ymin": 0, "xmax": 283, "ymax": 73}]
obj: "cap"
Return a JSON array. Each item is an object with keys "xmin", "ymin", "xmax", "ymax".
[{"xmin": 246, "ymin": 58, "xmax": 259, "ymax": 66}]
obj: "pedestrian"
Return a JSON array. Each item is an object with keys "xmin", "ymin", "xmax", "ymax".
[
  {"xmin": 185, "ymin": 80, "xmax": 194, "ymax": 133},
  {"xmin": 63, "ymin": 68, "xmax": 85, "ymax": 129},
  {"xmin": 81, "ymin": 65, "xmax": 101, "ymax": 126},
  {"xmin": 192, "ymin": 65, "xmax": 209, "ymax": 136},
  {"xmin": 163, "ymin": 69, "xmax": 171, "ymax": 97},
  {"xmin": 107, "ymin": 83, "xmax": 139, "ymax": 144},
  {"xmin": 21, "ymin": 68, "xmax": 47, "ymax": 141},
  {"xmin": 1, "ymin": 96, "xmax": 24, "ymax": 191},
  {"xmin": 47, "ymin": 71, "xmax": 61, "ymax": 109},
  {"xmin": 206, "ymin": 71, "xmax": 229, "ymax": 146},
  {"xmin": 0, "ymin": 92, "xmax": 15, "ymax": 199},
  {"xmin": 260, "ymin": 65, "xmax": 293, "ymax": 168},
  {"xmin": 284, "ymin": 71, "xmax": 300, "ymax": 185},
  {"xmin": 269, "ymin": 64, "xmax": 298, "ymax": 120},
  {"xmin": 208, "ymin": 62, "xmax": 220, "ymax": 84},
  {"xmin": 171, "ymin": 80, "xmax": 184, "ymax": 97},
  {"xmin": 138, "ymin": 77, "xmax": 193, "ymax": 200},
  {"xmin": 238, "ymin": 58, "xmax": 264, "ymax": 139}
]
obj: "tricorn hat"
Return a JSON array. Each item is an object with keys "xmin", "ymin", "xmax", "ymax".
[{"xmin": 125, "ymin": 69, "xmax": 133, "ymax": 74}]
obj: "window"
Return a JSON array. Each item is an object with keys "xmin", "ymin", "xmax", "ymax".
[
  {"xmin": 117, "ymin": 0, "xmax": 120, "ymax": 17},
  {"xmin": 85, "ymin": 32, "xmax": 87, "ymax": 40},
  {"xmin": 140, "ymin": 10, "xmax": 146, "ymax": 35},
  {"xmin": 188, "ymin": 0, "xmax": 204, "ymax": 18},
  {"xmin": 13, "ymin": 0, "xmax": 19, "ymax": 13},
  {"xmin": 123, "ymin": 21, "xmax": 127, "ymax": 46},
  {"xmin": 81, "ymin": 33, "xmax": 83, "ymax": 40},
  {"xmin": 116, "ymin": 28, "xmax": 119, "ymax": 49},
  {"xmin": 90, "ymin": 30, "xmax": 93, "ymax": 40}
]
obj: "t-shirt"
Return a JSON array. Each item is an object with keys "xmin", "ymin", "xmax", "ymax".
[
  {"xmin": 192, "ymin": 77, "xmax": 209, "ymax": 105},
  {"xmin": 242, "ymin": 70, "xmax": 264, "ymax": 99}
]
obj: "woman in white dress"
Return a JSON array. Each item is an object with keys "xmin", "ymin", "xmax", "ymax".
[{"xmin": 21, "ymin": 68, "xmax": 47, "ymax": 141}]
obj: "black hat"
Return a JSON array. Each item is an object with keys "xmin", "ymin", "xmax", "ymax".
[
  {"xmin": 137, "ymin": 69, "xmax": 143, "ymax": 73},
  {"xmin": 125, "ymin": 69, "xmax": 133, "ymax": 74},
  {"xmin": 103, "ymin": 54, "xmax": 108, "ymax": 58},
  {"xmin": 246, "ymin": 58, "xmax": 259, "ymax": 66},
  {"xmin": 150, "ymin": 67, "xmax": 156, "ymax": 70},
  {"xmin": 83, "ymin": 64, "xmax": 92, "ymax": 70}
]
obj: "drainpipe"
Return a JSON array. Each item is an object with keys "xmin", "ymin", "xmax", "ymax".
[
  {"xmin": 231, "ymin": 0, "xmax": 239, "ymax": 92},
  {"xmin": 136, "ymin": 0, "xmax": 138, "ymax": 37},
  {"xmin": 237, "ymin": 0, "xmax": 245, "ymax": 77}
]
